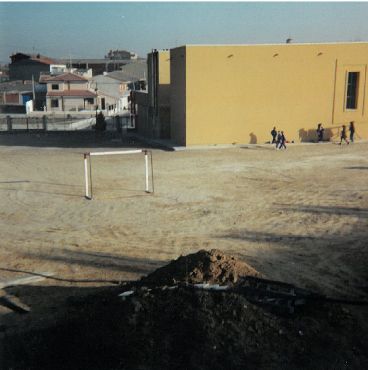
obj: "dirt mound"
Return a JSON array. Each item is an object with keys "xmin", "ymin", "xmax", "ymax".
[
  {"xmin": 2, "ymin": 250, "xmax": 367, "ymax": 370},
  {"xmin": 141, "ymin": 249, "xmax": 260, "ymax": 285}
]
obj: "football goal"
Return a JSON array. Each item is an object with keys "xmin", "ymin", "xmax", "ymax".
[{"xmin": 83, "ymin": 149, "xmax": 154, "ymax": 200}]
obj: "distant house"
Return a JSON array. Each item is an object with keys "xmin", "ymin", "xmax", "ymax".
[
  {"xmin": 105, "ymin": 49, "xmax": 138, "ymax": 60},
  {"xmin": 0, "ymin": 80, "xmax": 34, "ymax": 113},
  {"xmin": 39, "ymin": 66, "xmax": 92, "ymax": 83},
  {"xmin": 9, "ymin": 52, "xmax": 57, "ymax": 81},
  {"xmin": 111, "ymin": 60, "xmax": 147, "ymax": 90},
  {"xmin": 0, "ymin": 70, "xmax": 9, "ymax": 83},
  {"xmin": 44, "ymin": 73, "xmax": 96, "ymax": 112},
  {"xmin": 89, "ymin": 61, "xmax": 147, "ymax": 115},
  {"xmin": 89, "ymin": 74, "xmax": 126, "ymax": 114},
  {"xmin": 59, "ymin": 58, "xmax": 139, "ymax": 76}
]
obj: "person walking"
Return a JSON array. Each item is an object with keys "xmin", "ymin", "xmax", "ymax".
[
  {"xmin": 340, "ymin": 125, "xmax": 349, "ymax": 145},
  {"xmin": 316, "ymin": 123, "xmax": 324, "ymax": 142},
  {"xmin": 271, "ymin": 126, "xmax": 277, "ymax": 144},
  {"xmin": 279, "ymin": 131, "xmax": 287, "ymax": 149},
  {"xmin": 275, "ymin": 131, "xmax": 282, "ymax": 149},
  {"xmin": 349, "ymin": 121, "xmax": 355, "ymax": 143}
]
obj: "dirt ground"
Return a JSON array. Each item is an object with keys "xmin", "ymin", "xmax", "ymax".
[{"xmin": 0, "ymin": 132, "xmax": 367, "ymax": 368}]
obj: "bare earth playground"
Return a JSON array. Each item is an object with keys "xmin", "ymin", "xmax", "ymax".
[{"xmin": 0, "ymin": 133, "xmax": 367, "ymax": 369}]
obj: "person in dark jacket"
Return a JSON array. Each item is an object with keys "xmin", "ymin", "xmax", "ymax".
[
  {"xmin": 279, "ymin": 131, "xmax": 287, "ymax": 149},
  {"xmin": 340, "ymin": 125, "xmax": 349, "ymax": 145},
  {"xmin": 271, "ymin": 126, "xmax": 277, "ymax": 144},
  {"xmin": 316, "ymin": 123, "xmax": 324, "ymax": 142},
  {"xmin": 349, "ymin": 121, "xmax": 355, "ymax": 143}
]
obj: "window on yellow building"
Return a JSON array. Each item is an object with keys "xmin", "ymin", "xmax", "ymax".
[{"xmin": 346, "ymin": 72, "xmax": 359, "ymax": 109}]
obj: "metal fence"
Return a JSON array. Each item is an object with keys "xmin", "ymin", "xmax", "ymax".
[
  {"xmin": 0, "ymin": 113, "xmax": 136, "ymax": 136},
  {"xmin": 0, "ymin": 115, "xmax": 134, "ymax": 132},
  {"xmin": 0, "ymin": 115, "xmax": 96, "ymax": 132}
]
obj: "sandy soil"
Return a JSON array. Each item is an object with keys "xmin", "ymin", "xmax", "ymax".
[{"xmin": 0, "ymin": 132, "xmax": 367, "ymax": 338}]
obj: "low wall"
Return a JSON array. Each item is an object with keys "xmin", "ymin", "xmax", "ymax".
[{"xmin": 0, "ymin": 105, "xmax": 26, "ymax": 114}]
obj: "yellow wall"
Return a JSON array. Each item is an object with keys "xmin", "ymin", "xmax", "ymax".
[
  {"xmin": 157, "ymin": 51, "xmax": 170, "ymax": 106},
  {"xmin": 171, "ymin": 43, "xmax": 368, "ymax": 146},
  {"xmin": 157, "ymin": 51, "xmax": 171, "ymax": 138}
]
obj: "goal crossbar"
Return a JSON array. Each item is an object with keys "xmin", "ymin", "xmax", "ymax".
[
  {"xmin": 83, "ymin": 149, "xmax": 154, "ymax": 200},
  {"xmin": 89, "ymin": 150, "xmax": 143, "ymax": 156}
]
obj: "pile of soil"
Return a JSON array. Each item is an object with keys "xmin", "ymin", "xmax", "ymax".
[
  {"xmin": 2, "ymin": 250, "xmax": 367, "ymax": 370},
  {"xmin": 141, "ymin": 249, "xmax": 260, "ymax": 285}
]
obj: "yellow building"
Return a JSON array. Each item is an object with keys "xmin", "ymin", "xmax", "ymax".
[{"xmin": 136, "ymin": 43, "xmax": 368, "ymax": 146}]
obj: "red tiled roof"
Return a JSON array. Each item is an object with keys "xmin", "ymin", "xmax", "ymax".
[
  {"xmin": 30, "ymin": 55, "xmax": 56, "ymax": 65},
  {"xmin": 46, "ymin": 73, "xmax": 88, "ymax": 82},
  {"xmin": 11, "ymin": 52, "xmax": 57, "ymax": 65},
  {"xmin": 47, "ymin": 90, "xmax": 96, "ymax": 98},
  {"xmin": 39, "ymin": 75, "xmax": 52, "ymax": 83}
]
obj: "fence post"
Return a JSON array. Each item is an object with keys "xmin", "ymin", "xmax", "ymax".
[
  {"xmin": 6, "ymin": 115, "xmax": 12, "ymax": 131},
  {"xmin": 116, "ymin": 115, "xmax": 122, "ymax": 133},
  {"xmin": 42, "ymin": 115, "xmax": 47, "ymax": 131}
]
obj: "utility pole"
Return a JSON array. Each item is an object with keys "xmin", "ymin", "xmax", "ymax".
[
  {"xmin": 32, "ymin": 74, "xmax": 35, "ymax": 100},
  {"xmin": 31, "ymin": 74, "xmax": 36, "ymax": 112},
  {"xmin": 95, "ymin": 83, "xmax": 98, "ymax": 122}
]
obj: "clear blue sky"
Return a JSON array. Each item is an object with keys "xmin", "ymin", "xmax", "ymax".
[{"xmin": 1, "ymin": 1, "xmax": 368, "ymax": 63}]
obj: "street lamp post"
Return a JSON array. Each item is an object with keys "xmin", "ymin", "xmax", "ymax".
[{"xmin": 94, "ymin": 84, "xmax": 98, "ymax": 123}]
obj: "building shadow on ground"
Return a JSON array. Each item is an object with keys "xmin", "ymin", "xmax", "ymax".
[
  {"xmin": 0, "ymin": 180, "xmax": 153, "ymax": 199},
  {"xmin": 275, "ymin": 203, "xmax": 368, "ymax": 218},
  {"xmin": 0, "ymin": 283, "xmax": 126, "ymax": 369},
  {"xmin": 240, "ymin": 145, "xmax": 275, "ymax": 151},
  {"xmin": 217, "ymin": 203, "xmax": 368, "ymax": 298},
  {"xmin": 0, "ymin": 250, "xmax": 170, "ymax": 369},
  {"xmin": 344, "ymin": 166, "xmax": 368, "ymax": 170},
  {"xmin": 0, "ymin": 131, "xmax": 171, "ymax": 151},
  {"xmin": 20, "ymin": 249, "xmax": 165, "ymax": 275}
]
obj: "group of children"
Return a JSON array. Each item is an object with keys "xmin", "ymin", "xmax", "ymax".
[
  {"xmin": 271, "ymin": 121, "xmax": 356, "ymax": 147},
  {"xmin": 270, "ymin": 127, "xmax": 287, "ymax": 149},
  {"xmin": 316, "ymin": 121, "xmax": 355, "ymax": 144},
  {"xmin": 340, "ymin": 121, "xmax": 355, "ymax": 145}
]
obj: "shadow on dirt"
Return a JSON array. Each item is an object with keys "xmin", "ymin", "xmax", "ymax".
[
  {"xmin": 0, "ymin": 131, "xmax": 172, "ymax": 151},
  {"xmin": 344, "ymin": 166, "xmax": 368, "ymax": 170},
  {"xmin": 1, "ymin": 281, "xmax": 367, "ymax": 370},
  {"xmin": 20, "ymin": 249, "xmax": 165, "ymax": 275},
  {"xmin": 1, "ymin": 249, "xmax": 368, "ymax": 370},
  {"xmin": 276, "ymin": 204, "xmax": 368, "ymax": 219}
]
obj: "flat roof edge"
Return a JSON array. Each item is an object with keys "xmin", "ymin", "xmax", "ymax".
[{"xmin": 182, "ymin": 41, "xmax": 368, "ymax": 47}]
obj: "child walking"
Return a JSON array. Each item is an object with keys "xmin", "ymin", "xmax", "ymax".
[
  {"xmin": 340, "ymin": 125, "xmax": 349, "ymax": 145},
  {"xmin": 349, "ymin": 121, "xmax": 355, "ymax": 143},
  {"xmin": 277, "ymin": 131, "xmax": 287, "ymax": 150}
]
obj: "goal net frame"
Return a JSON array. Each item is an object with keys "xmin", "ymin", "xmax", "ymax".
[{"xmin": 83, "ymin": 149, "xmax": 154, "ymax": 200}]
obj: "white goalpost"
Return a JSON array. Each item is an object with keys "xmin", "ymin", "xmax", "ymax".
[{"xmin": 83, "ymin": 149, "xmax": 154, "ymax": 200}]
